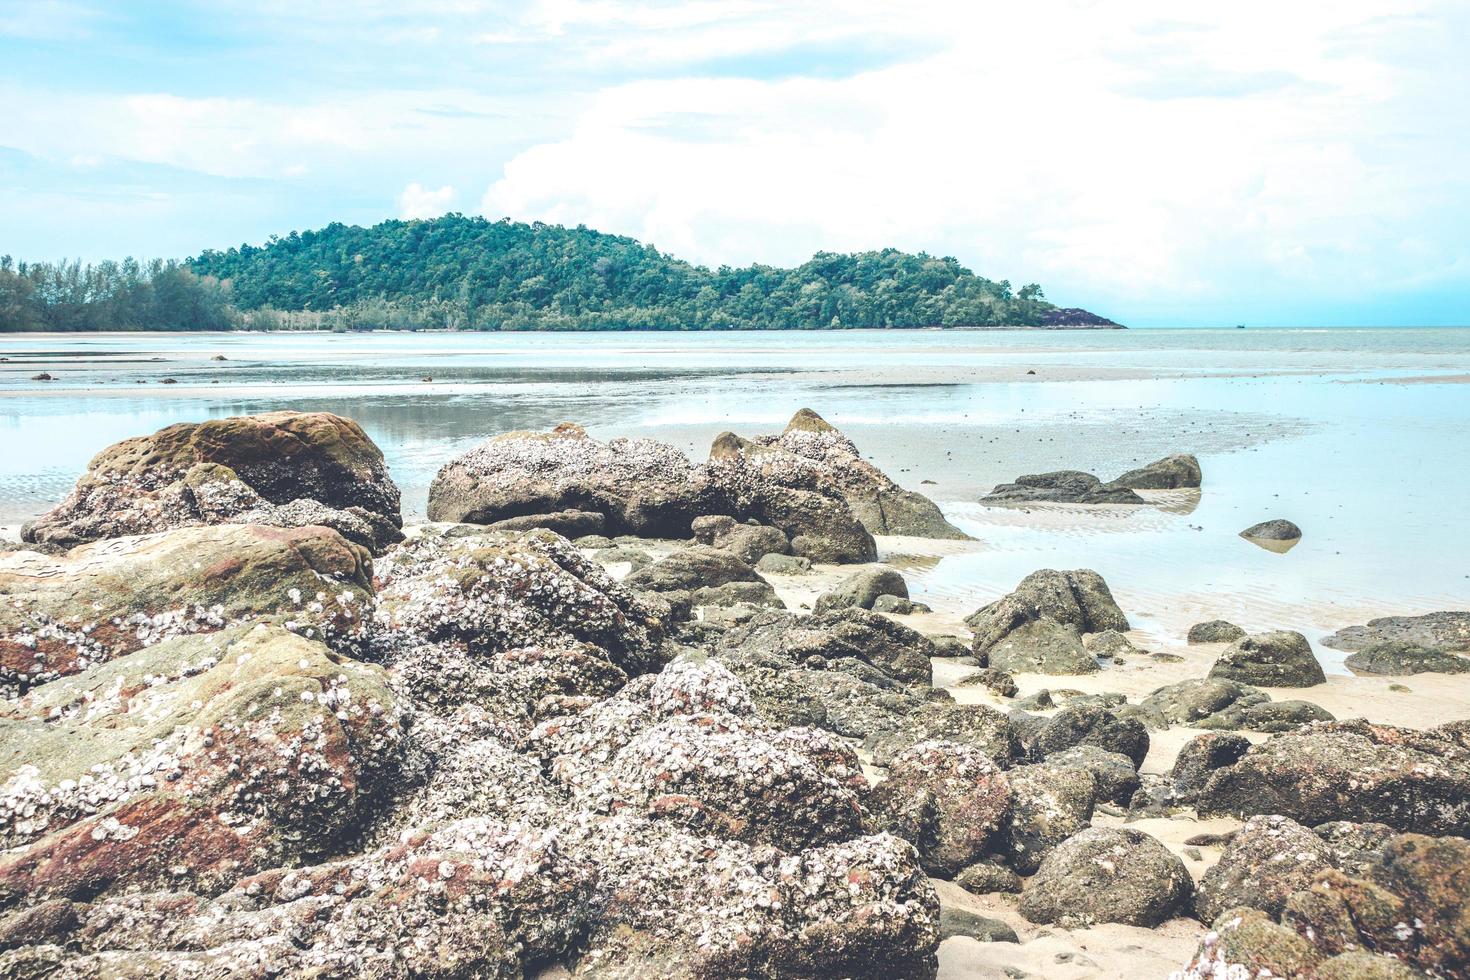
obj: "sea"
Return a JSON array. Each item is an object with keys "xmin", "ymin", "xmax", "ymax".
[{"xmin": 3, "ymin": 327, "xmax": 1467, "ymax": 667}]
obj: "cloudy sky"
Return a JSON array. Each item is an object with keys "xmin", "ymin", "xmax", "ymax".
[{"xmin": 2, "ymin": 0, "xmax": 1468, "ymax": 325}]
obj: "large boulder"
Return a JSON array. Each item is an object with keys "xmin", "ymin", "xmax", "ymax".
[
  {"xmin": 866, "ymin": 741, "xmax": 1012, "ymax": 876},
  {"xmin": 813, "ymin": 567, "xmax": 909, "ymax": 614},
  {"xmin": 1108, "ymin": 453, "xmax": 1202, "ymax": 490},
  {"xmin": 1168, "ymin": 732, "xmax": 1252, "ymax": 804},
  {"xmin": 1018, "ymin": 827, "xmax": 1193, "ymax": 927},
  {"xmin": 966, "ymin": 568, "xmax": 1128, "ymax": 660},
  {"xmin": 983, "ymin": 618, "xmax": 1099, "ymax": 675},
  {"xmin": 982, "ymin": 470, "xmax": 1144, "ymax": 505},
  {"xmin": 1322, "ymin": 610, "xmax": 1470, "ymax": 653},
  {"xmin": 714, "ymin": 409, "xmax": 969, "ymax": 540},
  {"xmin": 1142, "ymin": 678, "xmax": 1334, "ymax": 732},
  {"xmin": 1208, "ymin": 631, "xmax": 1326, "ymax": 688},
  {"xmin": 1197, "ymin": 721, "xmax": 1470, "ymax": 835},
  {"xmin": 0, "ymin": 624, "xmax": 403, "ymax": 904},
  {"xmin": 718, "ymin": 608, "xmax": 936, "ymax": 685},
  {"xmin": 427, "ymin": 423, "xmax": 707, "ymax": 537},
  {"xmin": 0, "ymin": 524, "xmax": 375, "ymax": 696},
  {"xmin": 1030, "ymin": 704, "xmax": 1149, "ymax": 768},
  {"xmin": 1195, "ymin": 815, "xmax": 1335, "ymax": 923},
  {"xmin": 21, "ymin": 411, "xmax": 403, "ymax": 554}
]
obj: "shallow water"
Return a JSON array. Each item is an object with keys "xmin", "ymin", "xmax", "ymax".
[{"xmin": 2, "ymin": 328, "xmax": 1467, "ymax": 658}]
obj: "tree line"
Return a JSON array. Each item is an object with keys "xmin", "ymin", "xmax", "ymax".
[{"xmin": 2, "ymin": 215, "xmax": 1077, "ymax": 332}]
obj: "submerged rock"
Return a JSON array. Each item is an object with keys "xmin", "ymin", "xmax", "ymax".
[
  {"xmin": 1109, "ymin": 453, "xmax": 1202, "ymax": 490},
  {"xmin": 1240, "ymin": 518, "xmax": 1303, "ymax": 541},
  {"xmin": 1345, "ymin": 640, "xmax": 1470, "ymax": 675},
  {"xmin": 1321, "ymin": 610, "xmax": 1470, "ymax": 653},
  {"xmin": 1197, "ymin": 720, "xmax": 1470, "ymax": 835},
  {"xmin": 1018, "ymin": 827, "xmax": 1193, "ymax": 927},
  {"xmin": 1208, "ymin": 631, "xmax": 1326, "ymax": 688},
  {"xmin": 981, "ymin": 470, "xmax": 1145, "ymax": 505}
]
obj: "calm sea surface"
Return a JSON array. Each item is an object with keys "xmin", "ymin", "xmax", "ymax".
[{"xmin": 2, "ymin": 328, "xmax": 1467, "ymax": 663}]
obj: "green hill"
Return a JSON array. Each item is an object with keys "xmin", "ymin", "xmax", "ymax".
[{"xmin": 2, "ymin": 215, "xmax": 1119, "ymax": 331}]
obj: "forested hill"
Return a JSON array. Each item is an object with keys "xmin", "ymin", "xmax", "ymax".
[
  {"xmin": 187, "ymin": 216, "xmax": 1118, "ymax": 331},
  {"xmin": 1, "ymin": 215, "xmax": 1120, "ymax": 331}
]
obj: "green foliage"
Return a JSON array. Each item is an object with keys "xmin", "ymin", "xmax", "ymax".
[
  {"xmin": 0, "ymin": 255, "xmax": 239, "ymax": 332},
  {"xmin": 2, "ymin": 216, "xmax": 1064, "ymax": 331}
]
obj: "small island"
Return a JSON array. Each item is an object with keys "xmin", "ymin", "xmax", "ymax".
[{"xmin": 0, "ymin": 216, "xmax": 1119, "ymax": 332}]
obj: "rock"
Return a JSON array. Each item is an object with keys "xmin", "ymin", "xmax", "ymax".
[
  {"xmin": 1169, "ymin": 732, "xmax": 1252, "ymax": 804},
  {"xmin": 592, "ymin": 545, "xmax": 653, "ymax": 572},
  {"xmin": 22, "ymin": 411, "xmax": 403, "ymax": 554},
  {"xmin": 814, "ymin": 567, "xmax": 909, "ymax": 614},
  {"xmin": 754, "ymin": 553, "xmax": 811, "ymax": 575},
  {"xmin": 1042, "ymin": 745, "xmax": 1141, "ymax": 804},
  {"xmin": 0, "ymin": 624, "xmax": 403, "ymax": 903},
  {"xmin": 373, "ymin": 528, "xmax": 668, "ymax": 676},
  {"xmin": 1195, "ymin": 815, "xmax": 1334, "ymax": 922},
  {"xmin": 999, "ymin": 763, "xmax": 1096, "ymax": 874},
  {"xmin": 427, "ymin": 423, "xmax": 707, "ymax": 537},
  {"xmin": 938, "ymin": 907, "xmax": 1019, "ymax": 943},
  {"xmin": 1314, "ymin": 951, "xmax": 1429, "ymax": 979},
  {"xmin": 1313, "ymin": 821, "xmax": 1397, "ymax": 877},
  {"xmin": 1197, "ymin": 721, "xmax": 1470, "ymax": 835},
  {"xmin": 866, "ymin": 741, "xmax": 1011, "ymax": 876},
  {"xmin": 690, "ymin": 515, "xmax": 790, "ymax": 564},
  {"xmin": 956, "ymin": 668, "xmax": 1017, "ymax": 698},
  {"xmin": 1209, "ymin": 631, "xmax": 1326, "ymax": 688},
  {"xmin": 1031, "ymin": 704, "xmax": 1149, "ymax": 768},
  {"xmin": 0, "ymin": 524, "xmax": 375, "ymax": 696},
  {"xmin": 872, "ymin": 594, "xmax": 927, "ymax": 615},
  {"xmin": 1142, "ymin": 678, "xmax": 1333, "ymax": 732},
  {"xmin": 982, "ymin": 470, "xmax": 1145, "ymax": 505},
  {"xmin": 719, "ymin": 608, "xmax": 936, "ymax": 685},
  {"xmin": 985, "ymin": 618, "xmax": 1099, "ymax": 675},
  {"xmin": 929, "ymin": 635, "xmax": 972, "ymax": 660},
  {"xmin": 483, "ymin": 508, "xmax": 606, "ymax": 538},
  {"xmin": 1108, "ymin": 454, "xmax": 1202, "ymax": 490},
  {"xmin": 865, "ymin": 702, "xmax": 1018, "ymax": 768},
  {"xmin": 1085, "ymin": 629, "xmax": 1138, "ymax": 658},
  {"xmin": 1188, "ymin": 619, "xmax": 1247, "ymax": 644},
  {"xmin": 966, "ymin": 569, "xmax": 1127, "ymax": 665},
  {"xmin": 1282, "ymin": 833, "xmax": 1470, "ymax": 978},
  {"xmin": 624, "ymin": 544, "xmax": 768, "ymax": 594},
  {"xmin": 1241, "ymin": 519, "xmax": 1302, "ymax": 541},
  {"xmin": 1345, "ymin": 640, "xmax": 1470, "ymax": 675},
  {"xmin": 1322, "ymin": 610, "xmax": 1470, "ymax": 653},
  {"xmin": 954, "ymin": 862, "xmax": 1022, "ymax": 895},
  {"xmin": 714, "ymin": 409, "xmax": 970, "ymax": 540},
  {"xmin": 1183, "ymin": 907, "xmax": 1325, "ymax": 979},
  {"xmin": 1018, "ymin": 827, "xmax": 1193, "ymax": 927}
]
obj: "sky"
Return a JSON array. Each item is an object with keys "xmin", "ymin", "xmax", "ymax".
[{"xmin": 2, "ymin": 1, "xmax": 1468, "ymax": 326}]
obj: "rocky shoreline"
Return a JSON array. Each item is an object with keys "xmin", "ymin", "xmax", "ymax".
[{"xmin": 1, "ymin": 408, "xmax": 1466, "ymax": 979}]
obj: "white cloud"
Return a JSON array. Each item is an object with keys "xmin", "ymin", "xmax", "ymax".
[{"xmin": 399, "ymin": 182, "xmax": 456, "ymax": 219}]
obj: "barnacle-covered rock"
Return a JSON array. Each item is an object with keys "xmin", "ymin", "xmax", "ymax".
[
  {"xmin": 0, "ymin": 524, "xmax": 375, "ymax": 696},
  {"xmin": 1143, "ymin": 677, "xmax": 1334, "ymax": 732},
  {"xmin": 718, "ymin": 608, "xmax": 936, "ymax": 684},
  {"xmin": 1197, "ymin": 721, "xmax": 1470, "ymax": 835},
  {"xmin": 1209, "ymin": 630, "xmax": 1326, "ymax": 688},
  {"xmin": 22, "ymin": 412, "xmax": 403, "ymax": 554},
  {"xmin": 866, "ymin": 741, "xmax": 1011, "ymax": 876},
  {"xmin": 965, "ymin": 568, "xmax": 1128, "ymax": 670},
  {"xmin": 1030, "ymin": 703, "xmax": 1149, "ymax": 768},
  {"xmin": 711, "ymin": 408, "xmax": 968, "ymax": 540},
  {"xmin": 1195, "ymin": 815, "xmax": 1334, "ymax": 923},
  {"xmin": 1019, "ymin": 826, "xmax": 1193, "ymax": 927},
  {"xmin": 690, "ymin": 515, "xmax": 790, "ymax": 563},
  {"xmin": 997, "ymin": 761, "xmax": 1096, "ymax": 874},
  {"xmin": 0, "ymin": 624, "xmax": 402, "ymax": 905},
  {"xmin": 372, "ymin": 528, "xmax": 669, "ymax": 675}
]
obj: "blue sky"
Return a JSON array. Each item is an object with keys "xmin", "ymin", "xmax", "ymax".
[{"xmin": 2, "ymin": 0, "xmax": 1468, "ymax": 326}]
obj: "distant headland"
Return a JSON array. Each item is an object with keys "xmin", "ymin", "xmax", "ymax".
[{"xmin": 0, "ymin": 215, "xmax": 1120, "ymax": 332}]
